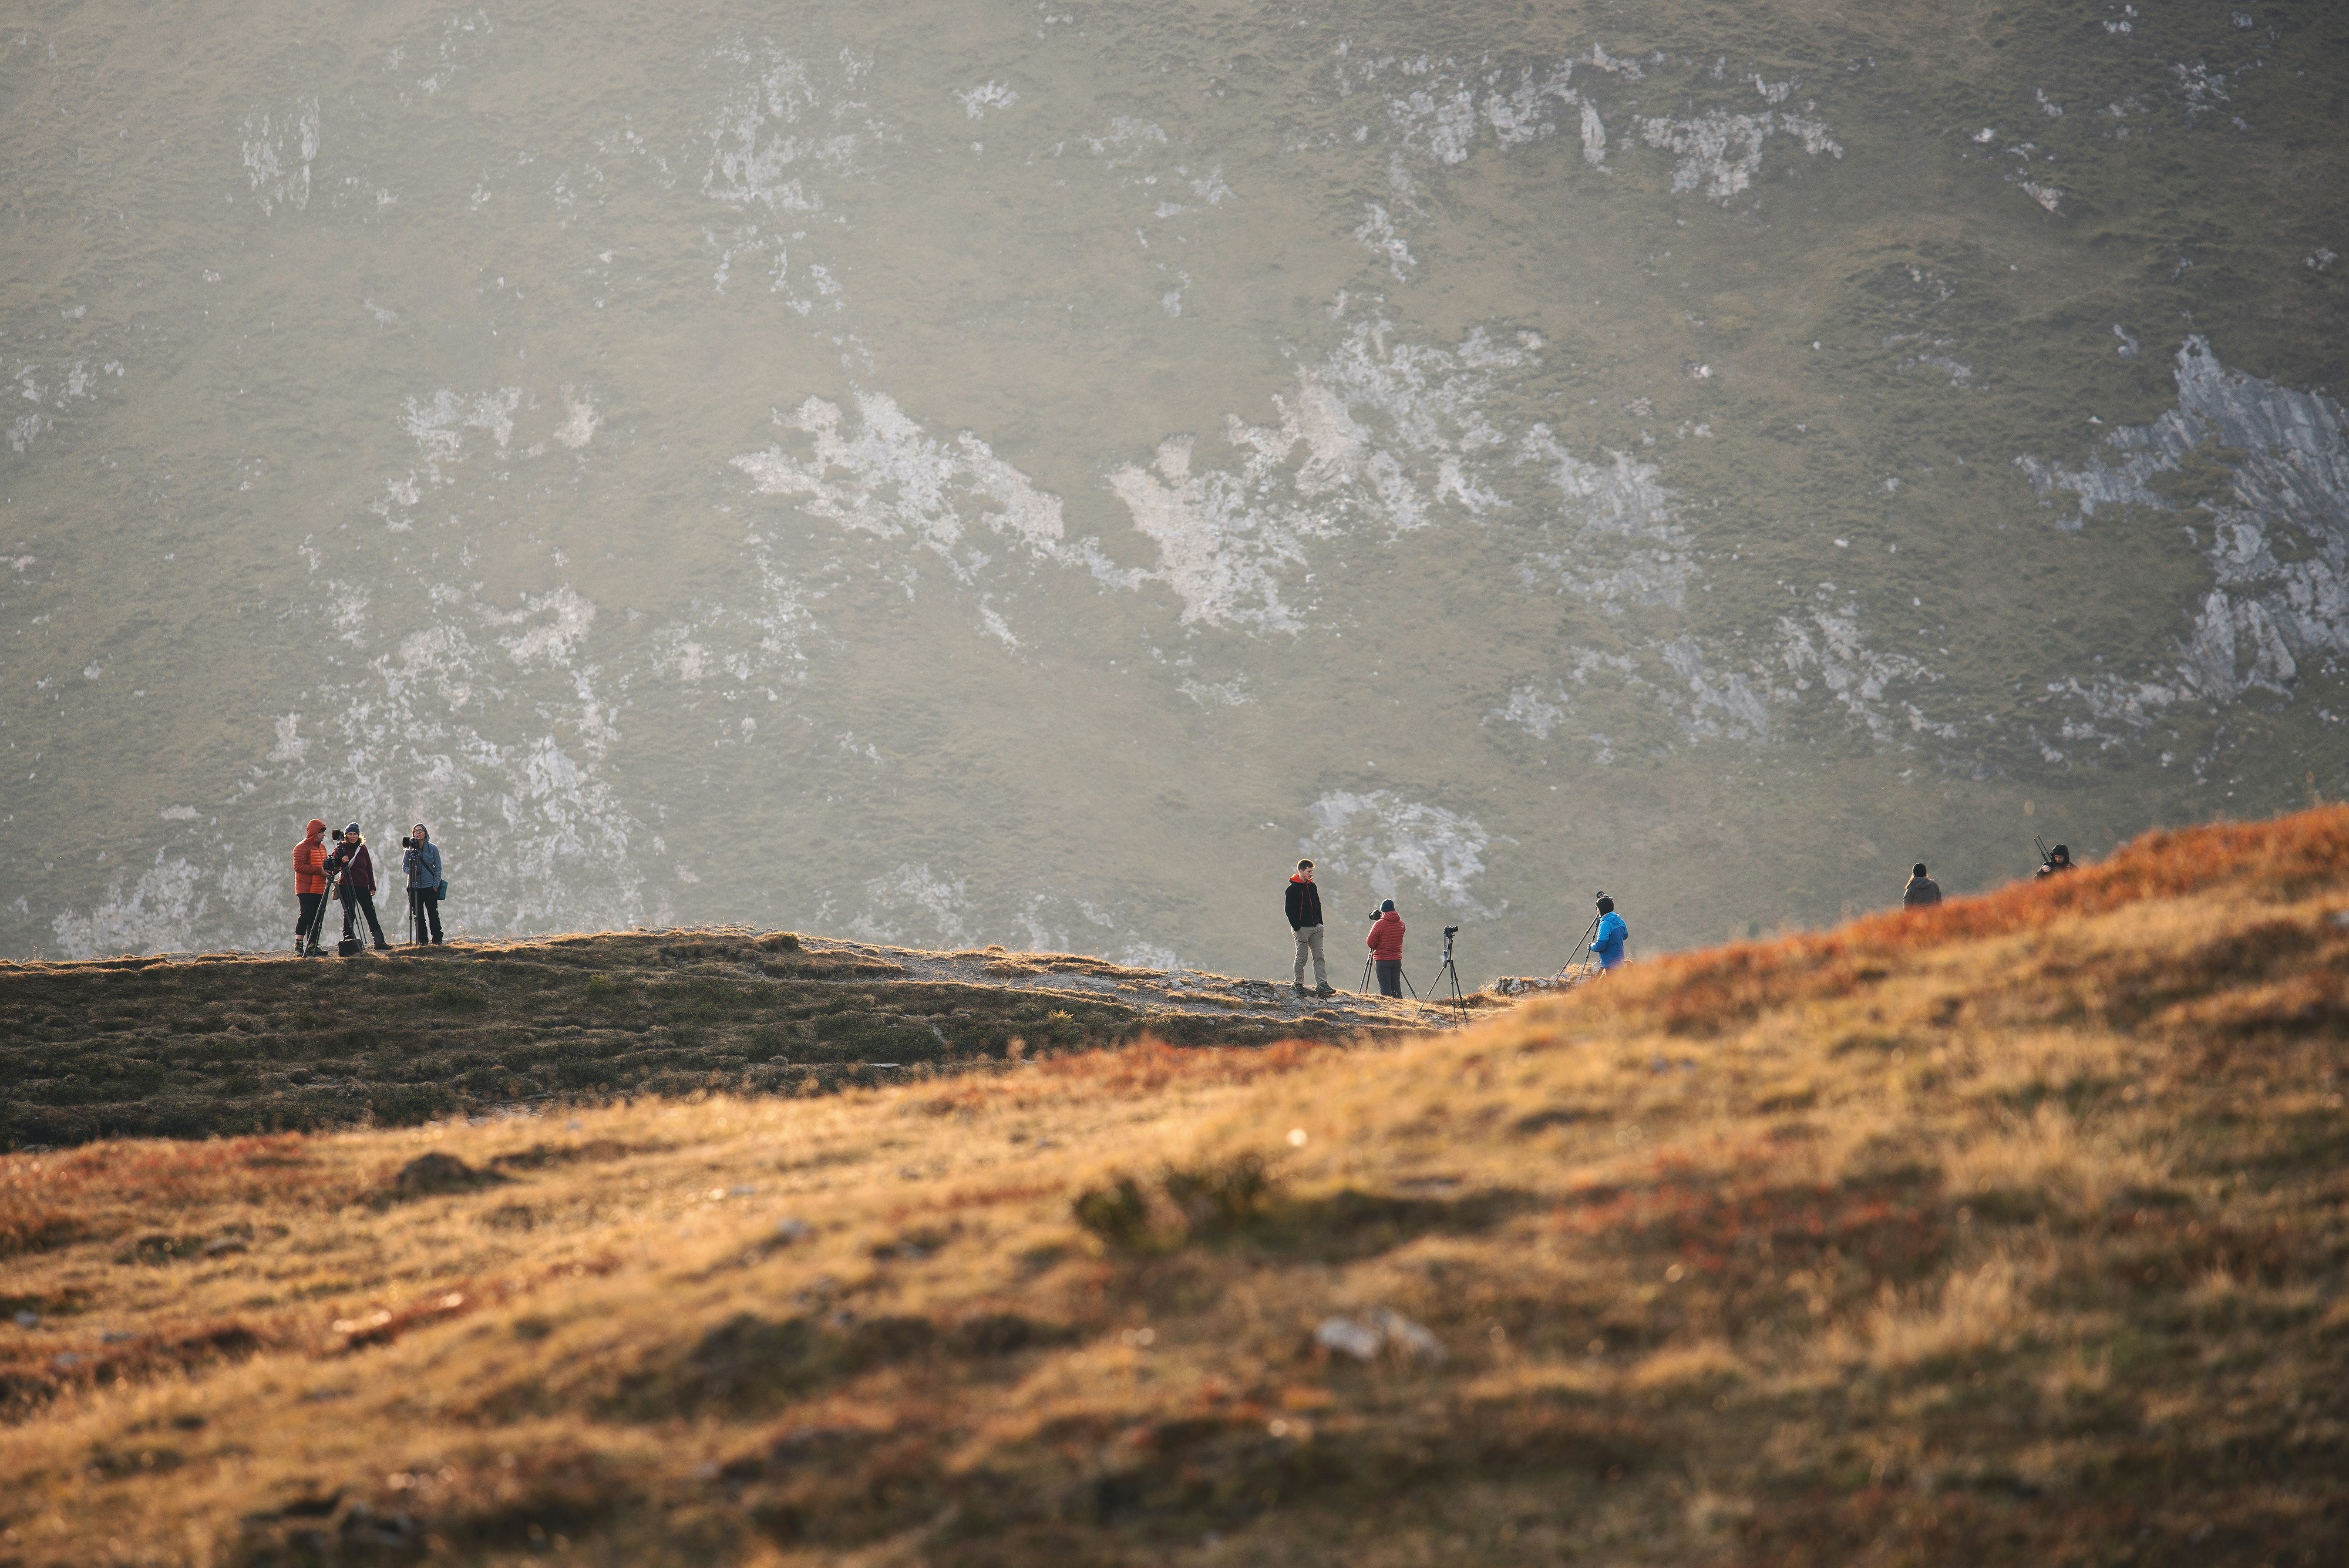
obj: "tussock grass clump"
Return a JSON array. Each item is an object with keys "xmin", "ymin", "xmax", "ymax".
[{"xmin": 0, "ymin": 808, "xmax": 2345, "ymax": 1564}]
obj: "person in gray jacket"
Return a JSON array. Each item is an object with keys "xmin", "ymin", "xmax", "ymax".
[
  {"xmin": 402, "ymin": 823, "xmax": 447, "ymax": 945},
  {"xmin": 1903, "ymin": 863, "xmax": 1942, "ymax": 909}
]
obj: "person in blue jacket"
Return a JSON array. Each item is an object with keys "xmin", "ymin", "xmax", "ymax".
[
  {"xmin": 1590, "ymin": 894, "xmax": 1628, "ymax": 972},
  {"xmin": 402, "ymin": 823, "xmax": 447, "ymax": 945}
]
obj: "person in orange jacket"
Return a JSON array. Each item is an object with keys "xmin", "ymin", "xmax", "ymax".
[
  {"xmin": 1366, "ymin": 899, "xmax": 1406, "ymax": 997},
  {"xmin": 292, "ymin": 818, "xmax": 329, "ymax": 954}
]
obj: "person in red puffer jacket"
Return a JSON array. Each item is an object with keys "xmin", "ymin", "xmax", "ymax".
[
  {"xmin": 292, "ymin": 818, "xmax": 329, "ymax": 954},
  {"xmin": 1366, "ymin": 899, "xmax": 1406, "ymax": 997}
]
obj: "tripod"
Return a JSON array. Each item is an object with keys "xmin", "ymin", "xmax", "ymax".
[
  {"xmin": 1552, "ymin": 909, "xmax": 1602, "ymax": 980},
  {"xmin": 402, "ymin": 844, "xmax": 419, "ymax": 948},
  {"xmin": 299, "ymin": 857, "xmax": 348, "ymax": 956},
  {"xmin": 1544, "ymin": 890, "xmax": 1620, "ymax": 991},
  {"xmin": 1422, "ymin": 926, "xmax": 1466, "ymax": 1018}
]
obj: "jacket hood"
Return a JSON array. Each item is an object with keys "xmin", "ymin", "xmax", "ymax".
[
  {"xmin": 303, "ymin": 819, "xmax": 327, "ymax": 840},
  {"xmin": 1290, "ymin": 872, "xmax": 1310, "ymax": 883}
]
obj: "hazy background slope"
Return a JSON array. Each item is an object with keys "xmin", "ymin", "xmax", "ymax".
[{"xmin": 4, "ymin": 0, "xmax": 2344, "ymax": 973}]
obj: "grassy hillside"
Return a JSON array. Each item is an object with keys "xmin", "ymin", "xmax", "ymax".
[
  {"xmin": 0, "ymin": 933, "xmax": 1436, "ymax": 1151},
  {"xmin": 2, "ymin": 808, "xmax": 2345, "ymax": 1566}
]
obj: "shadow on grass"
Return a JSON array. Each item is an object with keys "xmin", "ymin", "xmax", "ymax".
[{"xmin": 1075, "ymin": 1153, "xmax": 1537, "ymax": 1263}]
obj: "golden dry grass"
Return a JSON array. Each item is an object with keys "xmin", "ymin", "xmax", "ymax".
[{"xmin": 4, "ymin": 807, "xmax": 2347, "ymax": 1566}]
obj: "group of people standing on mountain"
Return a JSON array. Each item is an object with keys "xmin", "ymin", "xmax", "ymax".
[
  {"xmin": 1284, "ymin": 857, "xmax": 1631, "ymax": 1000},
  {"xmin": 291, "ymin": 819, "xmax": 447, "ymax": 954},
  {"xmin": 1287, "ymin": 844, "xmax": 2075, "ymax": 1001},
  {"xmin": 278, "ymin": 810, "xmax": 2077, "ymax": 977}
]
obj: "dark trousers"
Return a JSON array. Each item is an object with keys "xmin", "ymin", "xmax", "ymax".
[
  {"xmin": 409, "ymin": 888, "xmax": 443, "ymax": 944},
  {"xmin": 1376, "ymin": 958, "xmax": 1403, "ymax": 997},
  {"xmin": 342, "ymin": 889, "xmax": 387, "ymax": 946},
  {"xmin": 297, "ymin": 891, "xmax": 325, "ymax": 945}
]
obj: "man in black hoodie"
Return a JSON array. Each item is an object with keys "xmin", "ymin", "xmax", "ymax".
[{"xmin": 1285, "ymin": 859, "xmax": 1334, "ymax": 998}]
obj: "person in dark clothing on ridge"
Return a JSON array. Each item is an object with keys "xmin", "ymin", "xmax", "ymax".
[
  {"xmin": 2036, "ymin": 844, "xmax": 2074, "ymax": 879},
  {"xmin": 292, "ymin": 817, "xmax": 329, "ymax": 954},
  {"xmin": 1367, "ymin": 898, "xmax": 1406, "ymax": 997},
  {"xmin": 403, "ymin": 823, "xmax": 446, "ymax": 945},
  {"xmin": 328, "ymin": 823, "xmax": 391, "ymax": 951},
  {"xmin": 1286, "ymin": 859, "xmax": 1333, "ymax": 997},
  {"xmin": 1903, "ymin": 863, "xmax": 1943, "ymax": 908}
]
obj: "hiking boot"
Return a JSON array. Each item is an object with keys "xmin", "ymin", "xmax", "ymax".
[
  {"xmin": 374, "ymin": 941, "xmax": 393, "ymax": 952},
  {"xmin": 1314, "ymin": 983, "xmax": 1336, "ymax": 998},
  {"xmin": 1292, "ymin": 984, "xmax": 1310, "ymax": 998}
]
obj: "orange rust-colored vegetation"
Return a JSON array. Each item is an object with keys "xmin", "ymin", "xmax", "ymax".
[{"xmin": 1, "ymin": 807, "xmax": 2345, "ymax": 1566}]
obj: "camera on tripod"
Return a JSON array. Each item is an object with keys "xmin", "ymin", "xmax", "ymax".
[
  {"xmin": 399, "ymin": 835, "xmax": 419, "ymax": 849},
  {"xmin": 1443, "ymin": 926, "xmax": 1459, "ymax": 938}
]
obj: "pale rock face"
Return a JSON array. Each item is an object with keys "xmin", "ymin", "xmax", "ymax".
[
  {"xmin": 732, "ymin": 393, "xmax": 1071, "ymax": 581},
  {"xmin": 241, "ymin": 98, "xmax": 319, "ymax": 216},
  {"xmin": 853, "ymin": 862, "xmax": 973, "ymax": 946},
  {"xmin": 1104, "ymin": 314, "xmax": 1549, "ymax": 631},
  {"xmin": 1637, "ymin": 109, "xmax": 1842, "ymax": 201},
  {"xmin": 2017, "ymin": 338, "xmax": 2349, "ymax": 705},
  {"xmin": 1308, "ymin": 790, "xmax": 1494, "ymax": 916}
]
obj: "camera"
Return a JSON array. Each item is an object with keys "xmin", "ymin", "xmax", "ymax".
[
  {"xmin": 400, "ymin": 836, "xmax": 418, "ymax": 849},
  {"xmin": 329, "ymin": 828, "xmax": 346, "ymax": 843},
  {"xmin": 1444, "ymin": 926, "xmax": 1460, "ymax": 937}
]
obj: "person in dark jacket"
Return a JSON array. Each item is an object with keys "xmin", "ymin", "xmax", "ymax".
[
  {"xmin": 1286, "ymin": 859, "xmax": 1332, "ymax": 997},
  {"xmin": 1367, "ymin": 899, "xmax": 1406, "ymax": 997},
  {"xmin": 2035, "ymin": 844, "xmax": 2074, "ymax": 878},
  {"xmin": 403, "ymin": 823, "xmax": 446, "ymax": 945},
  {"xmin": 328, "ymin": 823, "xmax": 391, "ymax": 951},
  {"xmin": 1903, "ymin": 863, "xmax": 1943, "ymax": 908},
  {"xmin": 292, "ymin": 818, "xmax": 329, "ymax": 954}
]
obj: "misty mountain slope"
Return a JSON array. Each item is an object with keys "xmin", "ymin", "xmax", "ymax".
[{"xmin": 2, "ymin": 0, "xmax": 2344, "ymax": 973}]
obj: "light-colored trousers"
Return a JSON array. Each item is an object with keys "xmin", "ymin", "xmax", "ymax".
[{"xmin": 1292, "ymin": 924, "xmax": 1327, "ymax": 988}]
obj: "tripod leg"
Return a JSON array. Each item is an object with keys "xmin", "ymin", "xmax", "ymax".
[
  {"xmin": 1555, "ymin": 915, "xmax": 1601, "ymax": 980},
  {"xmin": 302, "ymin": 872, "xmax": 336, "ymax": 953}
]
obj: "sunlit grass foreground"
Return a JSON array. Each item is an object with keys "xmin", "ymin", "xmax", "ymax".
[{"xmin": 4, "ymin": 807, "xmax": 2346, "ymax": 1566}]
